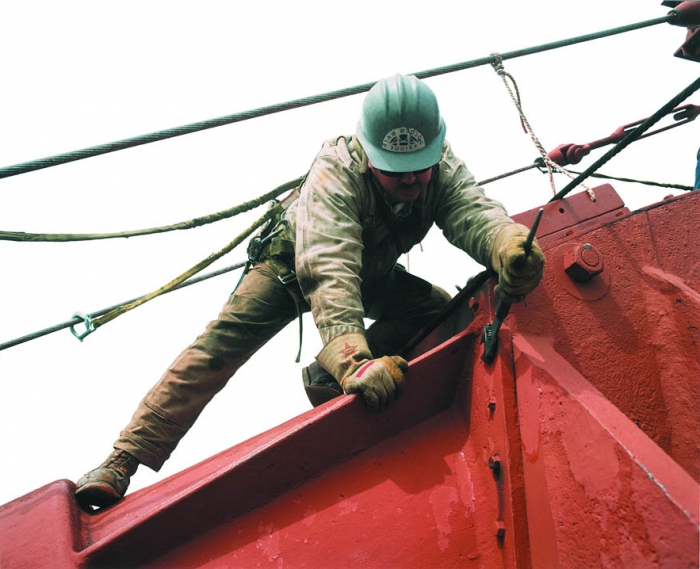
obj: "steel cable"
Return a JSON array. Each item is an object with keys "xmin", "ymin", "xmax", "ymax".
[
  {"xmin": 550, "ymin": 75, "xmax": 700, "ymax": 202},
  {"xmin": 556, "ymin": 170, "xmax": 694, "ymax": 191},
  {"xmin": 0, "ymin": 14, "xmax": 674, "ymax": 181},
  {"xmin": 0, "ymin": 260, "xmax": 246, "ymax": 352}
]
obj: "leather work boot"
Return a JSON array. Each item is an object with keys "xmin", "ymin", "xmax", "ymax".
[
  {"xmin": 75, "ymin": 449, "xmax": 140, "ymax": 509},
  {"xmin": 302, "ymin": 361, "xmax": 343, "ymax": 407}
]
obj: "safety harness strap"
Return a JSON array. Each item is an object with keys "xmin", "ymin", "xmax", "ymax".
[
  {"xmin": 263, "ymin": 255, "xmax": 305, "ymax": 363},
  {"xmin": 238, "ymin": 186, "xmax": 306, "ymax": 362}
]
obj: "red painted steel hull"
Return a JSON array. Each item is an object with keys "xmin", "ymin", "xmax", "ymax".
[{"xmin": 1, "ymin": 185, "xmax": 698, "ymax": 568}]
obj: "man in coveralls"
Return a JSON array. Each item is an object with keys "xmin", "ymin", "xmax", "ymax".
[{"xmin": 75, "ymin": 74, "xmax": 545, "ymax": 509}]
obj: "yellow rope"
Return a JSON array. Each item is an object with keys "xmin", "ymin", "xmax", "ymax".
[
  {"xmin": 0, "ymin": 176, "xmax": 302, "ymax": 242},
  {"xmin": 91, "ymin": 203, "xmax": 282, "ymax": 330}
]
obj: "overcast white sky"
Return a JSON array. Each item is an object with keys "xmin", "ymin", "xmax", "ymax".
[{"xmin": 0, "ymin": 1, "xmax": 697, "ymax": 507}]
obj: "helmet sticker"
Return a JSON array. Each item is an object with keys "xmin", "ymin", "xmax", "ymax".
[{"xmin": 381, "ymin": 127, "xmax": 426, "ymax": 153}]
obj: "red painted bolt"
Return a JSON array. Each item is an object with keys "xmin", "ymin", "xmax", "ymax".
[
  {"xmin": 564, "ymin": 243, "xmax": 604, "ymax": 282},
  {"xmin": 488, "ymin": 455, "xmax": 501, "ymax": 471},
  {"xmin": 495, "ymin": 521, "xmax": 506, "ymax": 538},
  {"xmin": 580, "ymin": 246, "xmax": 599, "ymax": 266}
]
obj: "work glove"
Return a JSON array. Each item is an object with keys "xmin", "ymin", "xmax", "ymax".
[
  {"xmin": 316, "ymin": 332, "xmax": 408, "ymax": 413},
  {"xmin": 490, "ymin": 223, "xmax": 545, "ymax": 303}
]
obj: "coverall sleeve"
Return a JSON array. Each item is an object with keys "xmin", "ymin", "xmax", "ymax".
[
  {"xmin": 294, "ymin": 148, "xmax": 369, "ymax": 345},
  {"xmin": 434, "ymin": 143, "xmax": 514, "ymax": 268}
]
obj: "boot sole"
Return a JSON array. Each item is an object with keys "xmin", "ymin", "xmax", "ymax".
[{"xmin": 75, "ymin": 482, "xmax": 123, "ymax": 509}]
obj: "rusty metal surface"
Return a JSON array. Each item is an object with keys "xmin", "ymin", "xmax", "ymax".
[{"xmin": 0, "ymin": 186, "xmax": 697, "ymax": 568}]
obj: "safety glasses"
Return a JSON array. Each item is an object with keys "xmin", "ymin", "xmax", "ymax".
[{"xmin": 378, "ymin": 165, "xmax": 433, "ymax": 178}]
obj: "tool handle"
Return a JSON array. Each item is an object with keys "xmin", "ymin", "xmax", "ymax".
[
  {"xmin": 482, "ymin": 208, "xmax": 545, "ymax": 363},
  {"xmin": 523, "ymin": 208, "xmax": 544, "ymax": 255},
  {"xmin": 494, "ymin": 298, "xmax": 510, "ymax": 321}
]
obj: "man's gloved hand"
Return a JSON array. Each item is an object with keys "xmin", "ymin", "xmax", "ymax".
[
  {"xmin": 316, "ymin": 332, "xmax": 408, "ymax": 413},
  {"xmin": 342, "ymin": 356, "xmax": 408, "ymax": 412},
  {"xmin": 490, "ymin": 223, "xmax": 545, "ymax": 303}
]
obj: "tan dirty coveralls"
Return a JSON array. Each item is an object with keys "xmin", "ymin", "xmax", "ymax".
[{"xmin": 115, "ymin": 136, "xmax": 514, "ymax": 471}]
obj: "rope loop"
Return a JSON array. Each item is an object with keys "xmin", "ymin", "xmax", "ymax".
[
  {"xmin": 490, "ymin": 52, "xmax": 596, "ymax": 202},
  {"xmin": 69, "ymin": 312, "xmax": 95, "ymax": 342},
  {"xmin": 491, "ymin": 53, "xmax": 526, "ymax": 133},
  {"xmin": 490, "ymin": 52, "xmax": 505, "ymax": 74}
]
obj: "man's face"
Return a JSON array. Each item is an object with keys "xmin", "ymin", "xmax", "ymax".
[{"xmin": 368, "ymin": 161, "xmax": 433, "ymax": 204}]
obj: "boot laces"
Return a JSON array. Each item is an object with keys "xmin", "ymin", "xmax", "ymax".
[{"xmin": 103, "ymin": 450, "xmax": 138, "ymax": 475}]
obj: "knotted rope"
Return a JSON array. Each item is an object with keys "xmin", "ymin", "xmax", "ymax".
[{"xmin": 490, "ymin": 52, "xmax": 596, "ymax": 202}]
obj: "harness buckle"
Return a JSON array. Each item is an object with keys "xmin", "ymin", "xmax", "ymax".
[
  {"xmin": 246, "ymin": 227, "xmax": 284, "ymax": 265},
  {"xmin": 278, "ymin": 271, "xmax": 297, "ymax": 286}
]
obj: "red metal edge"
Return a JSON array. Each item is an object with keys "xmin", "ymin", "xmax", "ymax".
[
  {"xmin": 512, "ymin": 184, "xmax": 628, "ymax": 248},
  {"xmin": 513, "ymin": 333, "xmax": 699, "ymax": 567},
  {"xmin": 0, "ymin": 480, "xmax": 83, "ymax": 568},
  {"xmin": 674, "ymin": 26, "xmax": 700, "ymax": 61},
  {"xmin": 669, "ymin": 1, "xmax": 700, "ymax": 29},
  {"xmin": 0, "ymin": 323, "xmax": 481, "ymax": 568}
]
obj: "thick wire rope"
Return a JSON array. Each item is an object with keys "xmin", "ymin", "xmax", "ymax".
[
  {"xmin": 550, "ymin": 75, "xmax": 700, "ymax": 202},
  {"xmin": 477, "ymin": 163, "xmax": 541, "ymax": 186},
  {"xmin": 553, "ymin": 169, "xmax": 694, "ymax": 191},
  {"xmin": 0, "ymin": 14, "xmax": 675, "ymax": 180},
  {"xmin": 482, "ymin": 161, "xmax": 694, "ymax": 190}
]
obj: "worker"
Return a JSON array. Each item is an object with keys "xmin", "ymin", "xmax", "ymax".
[{"xmin": 74, "ymin": 73, "xmax": 545, "ymax": 509}]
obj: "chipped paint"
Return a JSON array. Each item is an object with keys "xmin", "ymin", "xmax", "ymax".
[{"xmin": 429, "ymin": 485, "xmax": 459, "ymax": 551}]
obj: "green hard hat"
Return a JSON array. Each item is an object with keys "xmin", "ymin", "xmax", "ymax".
[{"xmin": 356, "ymin": 74, "xmax": 446, "ymax": 172}]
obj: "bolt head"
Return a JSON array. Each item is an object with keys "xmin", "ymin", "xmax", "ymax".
[{"xmin": 564, "ymin": 243, "xmax": 604, "ymax": 282}]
